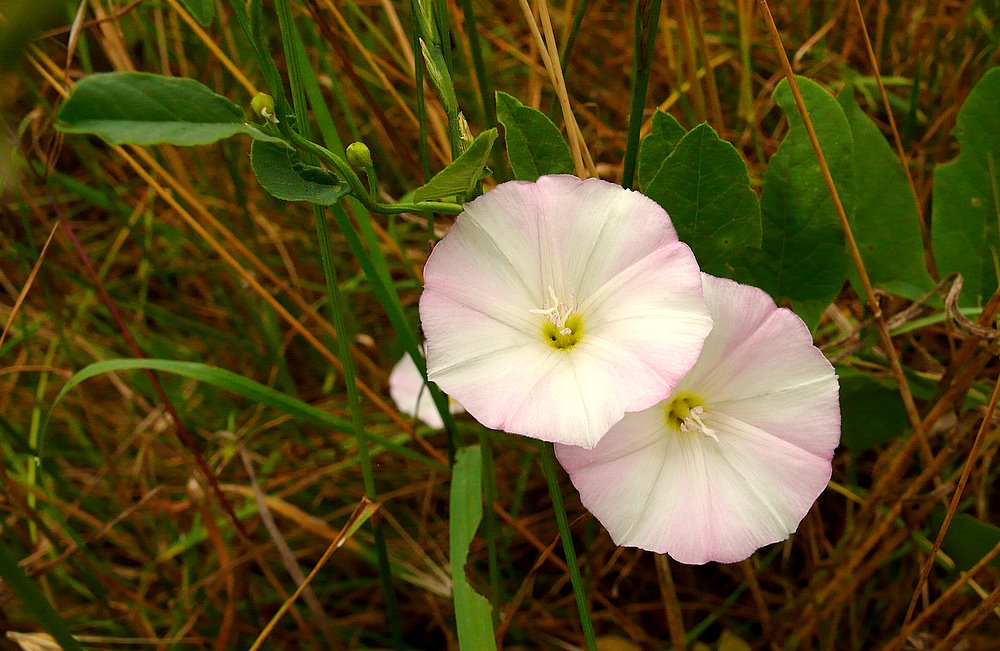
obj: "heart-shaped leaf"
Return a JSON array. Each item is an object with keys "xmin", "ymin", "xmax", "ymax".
[
  {"xmin": 496, "ymin": 91, "xmax": 572, "ymax": 181},
  {"xmin": 931, "ymin": 67, "xmax": 1000, "ymax": 306}
]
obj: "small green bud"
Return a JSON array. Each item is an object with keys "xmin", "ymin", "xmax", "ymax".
[
  {"xmin": 250, "ymin": 92, "xmax": 279, "ymax": 124},
  {"xmin": 346, "ymin": 141, "xmax": 373, "ymax": 170}
]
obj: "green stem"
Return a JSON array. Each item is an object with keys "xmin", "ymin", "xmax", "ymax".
[
  {"xmin": 621, "ymin": 0, "xmax": 662, "ymax": 190},
  {"xmin": 286, "ymin": 131, "xmax": 463, "ymax": 215},
  {"xmin": 539, "ymin": 442, "xmax": 597, "ymax": 651},
  {"xmin": 274, "ymin": 1, "xmax": 402, "ymax": 644},
  {"xmin": 560, "ymin": 0, "xmax": 591, "ymax": 69},
  {"xmin": 409, "ymin": 0, "xmax": 432, "ymax": 184},
  {"xmin": 446, "ymin": 109, "xmax": 462, "ymax": 159},
  {"xmin": 430, "ymin": 0, "xmax": 462, "ymax": 157},
  {"xmin": 434, "ymin": 0, "xmax": 453, "ymax": 78},
  {"xmin": 315, "ymin": 205, "xmax": 401, "ymax": 648},
  {"xmin": 361, "ymin": 161, "xmax": 380, "ymax": 205},
  {"xmin": 458, "ymin": 0, "xmax": 495, "ymax": 127},
  {"xmin": 225, "ymin": 0, "xmax": 284, "ymax": 110}
]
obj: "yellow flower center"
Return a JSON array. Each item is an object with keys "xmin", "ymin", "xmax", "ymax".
[
  {"xmin": 665, "ymin": 392, "xmax": 718, "ymax": 441},
  {"xmin": 533, "ymin": 286, "xmax": 583, "ymax": 350}
]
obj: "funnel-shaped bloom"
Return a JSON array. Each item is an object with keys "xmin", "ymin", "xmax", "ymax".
[
  {"xmin": 556, "ymin": 274, "xmax": 840, "ymax": 564},
  {"xmin": 419, "ymin": 175, "xmax": 712, "ymax": 448},
  {"xmin": 389, "ymin": 351, "xmax": 464, "ymax": 429}
]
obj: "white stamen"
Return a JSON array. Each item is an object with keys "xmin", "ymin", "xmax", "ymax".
[
  {"xmin": 680, "ymin": 406, "xmax": 718, "ymax": 442},
  {"xmin": 530, "ymin": 285, "xmax": 577, "ymax": 333}
]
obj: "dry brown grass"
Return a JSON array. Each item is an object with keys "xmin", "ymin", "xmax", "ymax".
[{"xmin": 1, "ymin": 0, "xmax": 998, "ymax": 649}]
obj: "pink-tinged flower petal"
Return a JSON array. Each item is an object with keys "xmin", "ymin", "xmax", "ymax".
[
  {"xmin": 527, "ymin": 176, "xmax": 681, "ymax": 298},
  {"xmin": 679, "ymin": 275, "xmax": 841, "ymax": 458},
  {"xmin": 557, "ymin": 274, "xmax": 840, "ymax": 563},
  {"xmin": 420, "ymin": 175, "xmax": 711, "ymax": 447},
  {"xmin": 389, "ymin": 352, "xmax": 464, "ymax": 429},
  {"xmin": 555, "ymin": 407, "xmax": 667, "ymax": 535},
  {"xmin": 582, "ymin": 245, "xmax": 710, "ymax": 398}
]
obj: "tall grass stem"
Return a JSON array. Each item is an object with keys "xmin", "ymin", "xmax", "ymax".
[
  {"xmin": 622, "ymin": 0, "xmax": 662, "ymax": 189},
  {"xmin": 275, "ymin": 1, "xmax": 402, "ymax": 643},
  {"xmin": 539, "ymin": 442, "xmax": 597, "ymax": 651}
]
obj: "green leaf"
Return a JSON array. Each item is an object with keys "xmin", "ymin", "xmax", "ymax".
[
  {"xmin": 838, "ymin": 369, "xmax": 909, "ymax": 452},
  {"xmin": 643, "ymin": 123, "xmax": 761, "ymax": 277},
  {"xmin": 180, "ymin": 0, "xmax": 214, "ymax": 25},
  {"xmin": 495, "ymin": 91, "xmax": 573, "ymax": 181},
  {"xmin": 638, "ymin": 110, "xmax": 686, "ymax": 191},
  {"xmin": 57, "ymin": 72, "xmax": 285, "ymax": 146},
  {"xmin": 251, "ymin": 140, "xmax": 350, "ymax": 205},
  {"xmin": 0, "ymin": 540, "xmax": 85, "ymax": 651},
  {"xmin": 450, "ymin": 446, "xmax": 497, "ymax": 651},
  {"xmin": 929, "ymin": 510, "xmax": 1000, "ymax": 572},
  {"xmin": 756, "ymin": 76, "xmax": 852, "ymax": 328},
  {"xmin": 838, "ymin": 90, "xmax": 934, "ymax": 300},
  {"xmin": 44, "ymin": 359, "xmax": 442, "ymax": 469},
  {"xmin": 932, "ymin": 67, "xmax": 1000, "ymax": 307},
  {"xmin": 413, "ymin": 129, "xmax": 497, "ymax": 202}
]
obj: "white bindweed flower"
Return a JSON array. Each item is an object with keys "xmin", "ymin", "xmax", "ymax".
[
  {"xmin": 389, "ymin": 351, "xmax": 464, "ymax": 429},
  {"xmin": 556, "ymin": 274, "xmax": 840, "ymax": 564},
  {"xmin": 419, "ymin": 175, "xmax": 712, "ymax": 448}
]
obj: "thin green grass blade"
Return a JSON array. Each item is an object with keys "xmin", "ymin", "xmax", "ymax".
[
  {"xmin": 428, "ymin": 0, "xmax": 461, "ymax": 155},
  {"xmin": 458, "ymin": 0, "xmax": 495, "ymax": 127},
  {"xmin": 409, "ymin": 0, "xmax": 432, "ymax": 183},
  {"xmin": 290, "ymin": 24, "xmax": 396, "ymax": 297},
  {"xmin": 560, "ymin": 0, "xmax": 591, "ymax": 69},
  {"xmin": 0, "ymin": 320, "xmax": 42, "ymax": 358},
  {"xmin": 539, "ymin": 442, "xmax": 596, "ymax": 651},
  {"xmin": 621, "ymin": 0, "xmax": 662, "ymax": 189},
  {"xmin": 44, "ymin": 359, "xmax": 442, "ymax": 469},
  {"xmin": 450, "ymin": 445, "xmax": 497, "ymax": 650},
  {"xmin": 275, "ymin": 4, "xmax": 404, "ymax": 645},
  {"xmin": 180, "ymin": 0, "xmax": 213, "ymax": 26},
  {"xmin": 226, "ymin": 0, "xmax": 285, "ymax": 111},
  {"xmin": 434, "ymin": 0, "xmax": 454, "ymax": 77},
  {"xmin": 280, "ymin": 10, "xmax": 446, "ymax": 443},
  {"xmin": 322, "ymin": 199, "xmax": 459, "ymax": 455}
]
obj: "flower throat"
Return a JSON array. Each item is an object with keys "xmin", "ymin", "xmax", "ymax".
[
  {"xmin": 533, "ymin": 286, "xmax": 583, "ymax": 350},
  {"xmin": 665, "ymin": 393, "xmax": 718, "ymax": 441}
]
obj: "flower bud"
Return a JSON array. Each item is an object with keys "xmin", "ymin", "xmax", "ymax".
[
  {"xmin": 346, "ymin": 141, "xmax": 373, "ymax": 170},
  {"xmin": 250, "ymin": 92, "xmax": 279, "ymax": 124}
]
